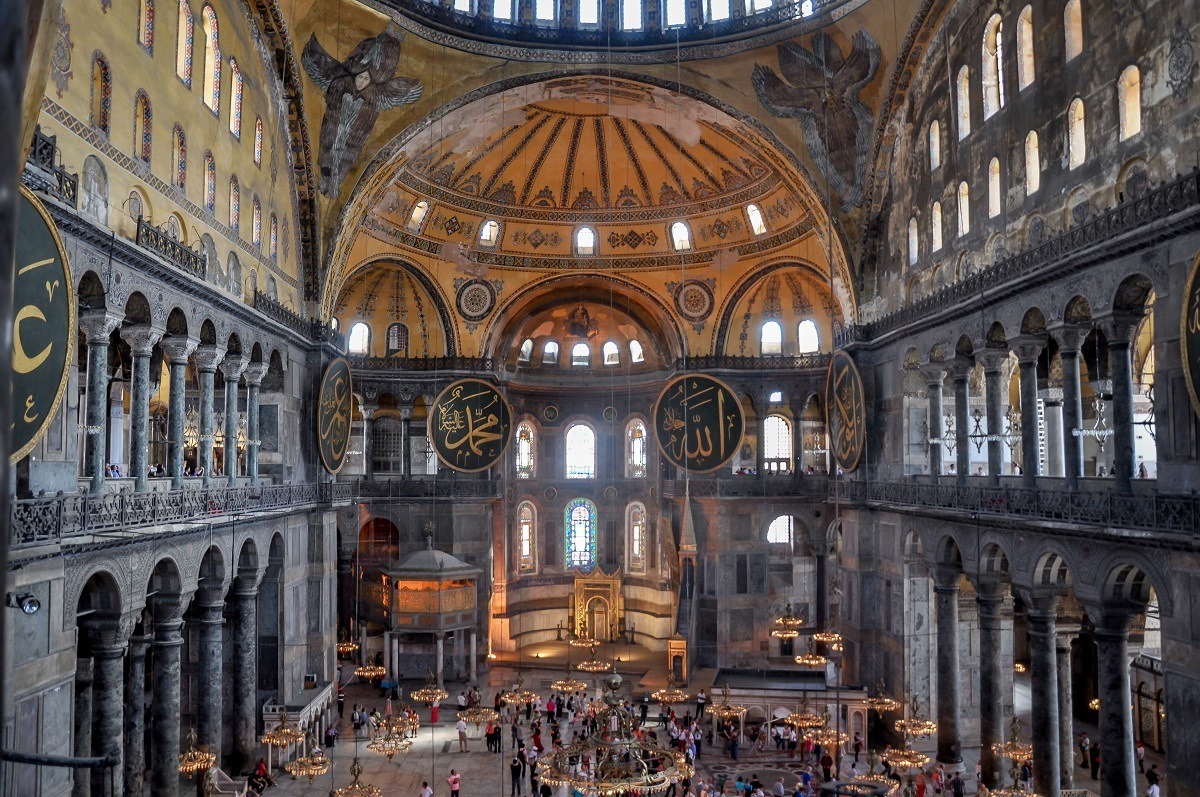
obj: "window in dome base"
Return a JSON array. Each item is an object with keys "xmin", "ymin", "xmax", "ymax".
[
  {"xmin": 407, "ymin": 199, "xmax": 430, "ymax": 232},
  {"xmin": 630, "ymin": 340, "xmax": 645, "ymax": 363},
  {"xmin": 603, "ymin": 341, "xmax": 620, "ymax": 365},
  {"xmin": 670, "ymin": 221, "xmax": 692, "ymax": 251},
  {"xmin": 535, "ymin": 0, "xmax": 555, "ymax": 23},
  {"xmin": 746, "ymin": 203, "xmax": 767, "ymax": 235},
  {"xmin": 571, "ymin": 342, "xmax": 590, "ymax": 367},
  {"xmin": 543, "ymin": 341, "xmax": 560, "ymax": 365},
  {"xmin": 518, "ymin": 338, "xmax": 533, "ymax": 363},
  {"xmin": 479, "ymin": 219, "xmax": 500, "ymax": 247},
  {"xmin": 576, "ymin": 226, "xmax": 596, "ymax": 255},
  {"xmin": 493, "ymin": 0, "xmax": 514, "ymax": 20},
  {"xmin": 348, "ymin": 322, "xmax": 370, "ymax": 355},
  {"xmin": 707, "ymin": 0, "xmax": 730, "ymax": 21},
  {"xmin": 621, "ymin": 0, "xmax": 642, "ymax": 30}
]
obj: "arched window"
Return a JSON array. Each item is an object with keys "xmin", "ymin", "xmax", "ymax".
[
  {"xmin": 602, "ymin": 341, "xmax": 620, "ymax": 365},
  {"xmin": 982, "ymin": 14, "xmax": 1005, "ymax": 118},
  {"xmin": 269, "ymin": 213, "xmax": 278, "ymax": 260},
  {"xmin": 564, "ymin": 498, "xmax": 597, "ymax": 569},
  {"xmin": 908, "ymin": 217, "xmax": 919, "ymax": 265},
  {"xmin": 516, "ymin": 502, "xmax": 537, "ymax": 572},
  {"xmin": 707, "ymin": 0, "xmax": 730, "ymax": 22},
  {"xmin": 665, "ymin": 0, "xmax": 686, "ymax": 27},
  {"xmin": 201, "ymin": 5, "xmax": 220, "ymax": 112},
  {"xmin": 571, "ymin": 342, "xmax": 590, "ymax": 366},
  {"xmin": 626, "ymin": 419, "xmax": 647, "ymax": 478},
  {"xmin": 626, "ymin": 502, "xmax": 647, "ymax": 573},
  {"xmin": 479, "ymin": 219, "xmax": 500, "ymax": 247},
  {"xmin": 576, "ymin": 226, "xmax": 596, "ymax": 255},
  {"xmin": 453, "ymin": 0, "xmax": 473, "ymax": 12},
  {"xmin": 746, "ymin": 203, "xmax": 767, "ymax": 235},
  {"xmin": 988, "ymin": 158, "xmax": 1001, "ymax": 218},
  {"xmin": 228, "ymin": 176, "xmax": 240, "ymax": 231},
  {"xmin": 799, "ymin": 0, "xmax": 813, "ymax": 16},
  {"xmin": 203, "ymin": 151, "xmax": 215, "ymax": 210},
  {"xmin": 251, "ymin": 197, "xmax": 262, "ymax": 245},
  {"xmin": 517, "ymin": 338, "xmax": 534, "ymax": 363},
  {"xmin": 133, "ymin": 91, "xmax": 152, "ymax": 162},
  {"xmin": 386, "ymin": 323, "xmax": 409, "ymax": 356},
  {"xmin": 515, "ymin": 421, "xmax": 535, "ymax": 478},
  {"xmin": 1068, "ymin": 98, "xmax": 1086, "ymax": 169},
  {"xmin": 172, "ymin": 124, "xmax": 186, "ymax": 188},
  {"xmin": 768, "ymin": 390, "xmax": 783, "ymax": 404},
  {"xmin": 761, "ymin": 321, "xmax": 783, "ymax": 355},
  {"xmin": 630, "ymin": 340, "xmax": 645, "ymax": 363},
  {"xmin": 176, "ymin": 0, "xmax": 193, "ymax": 85},
  {"xmin": 228, "ymin": 58, "xmax": 243, "ymax": 136},
  {"xmin": 330, "ymin": 316, "xmax": 339, "ymax": 331},
  {"xmin": 81, "ymin": 156, "xmax": 109, "ymax": 225},
  {"xmin": 746, "ymin": 0, "xmax": 771, "ymax": 12},
  {"xmin": 1017, "ymin": 6, "xmax": 1035, "ymax": 89},
  {"xmin": 670, "ymin": 221, "xmax": 692, "ymax": 251},
  {"xmin": 1064, "ymin": 0, "xmax": 1082, "ymax": 62},
  {"xmin": 621, "ymin": 0, "xmax": 642, "ymax": 29},
  {"xmin": 578, "ymin": 0, "xmax": 599, "ymax": 24},
  {"xmin": 407, "ymin": 199, "xmax": 429, "ymax": 231},
  {"xmin": 347, "ymin": 322, "xmax": 371, "ymax": 355},
  {"xmin": 91, "ymin": 54, "xmax": 112, "ymax": 134},
  {"xmin": 928, "ymin": 120, "xmax": 941, "ymax": 171},
  {"xmin": 254, "ymin": 117, "xmax": 263, "ymax": 166},
  {"xmin": 493, "ymin": 0, "xmax": 513, "ymax": 19},
  {"xmin": 767, "ymin": 515, "xmax": 792, "ymax": 544},
  {"xmin": 565, "ymin": 424, "xmax": 596, "ymax": 479},
  {"xmin": 956, "ymin": 66, "xmax": 971, "ymax": 140},
  {"xmin": 931, "ymin": 202, "xmax": 943, "ymax": 252},
  {"xmin": 543, "ymin": 341, "xmax": 560, "ymax": 364},
  {"xmin": 957, "ymin": 182, "xmax": 970, "ymax": 236},
  {"xmin": 1025, "ymin": 131, "xmax": 1040, "ymax": 194},
  {"xmin": 535, "ymin": 0, "xmax": 555, "ymax": 22},
  {"xmin": 763, "ymin": 414, "xmax": 792, "ymax": 472},
  {"xmin": 797, "ymin": 319, "xmax": 819, "ymax": 353},
  {"xmin": 1118, "ymin": 65, "xmax": 1142, "ymax": 141},
  {"xmin": 138, "ymin": 0, "xmax": 155, "ymax": 52}
]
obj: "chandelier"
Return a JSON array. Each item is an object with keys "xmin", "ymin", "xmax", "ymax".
[
  {"xmin": 367, "ymin": 728, "xmax": 413, "ymax": 761},
  {"xmin": 650, "ymin": 675, "xmax": 690, "ymax": 705},
  {"xmin": 337, "ymin": 639, "xmax": 360, "ymax": 656},
  {"xmin": 539, "ymin": 673, "xmax": 694, "ymax": 797},
  {"xmin": 883, "ymin": 696, "xmax": 937, "ymax": 794},
  {"xmin": 283, "ymin": 735, "xmax": 331, "ymax": 783},
  {"xmin": 577, "ymin": 647, "xmax": 612, "ymax": 673},
  {"xmin": 781, "ymin": 696, "xmax": 826, "ymax": 730},
  {"xmin": 383, "ymin": 714, "xmax": 420, "ymax": 736},
  {"xmin": 569, "ymin": 635, "xmax": 602, "ymax": 648},
  {"xmin": 769, "ymin": 604, "xmax": 805, "ymax": 640},
  {"xmin": 355, "ymin": 661, "xmax": 387, "ymax": 680},
  {"xmin": 837, "ymin": 752, "xmax": 901, "ymax": 796},
  {"xmin": 803, "ymin": 714, "xmax": 847, "ymax": 748},
  {"xmin": 331, "ymin": 757, "xmax": 383, "ymax": 797},
  {"xmin": 705, "ymin": 684, "xmax": 746, "ymax": 722},
  {"xmin": 893, "ymin": 697, "xmax": 937, "ymax": 739},
  {"xmin": 501, "ymin": 671, "xmax": 542, "ymax": 704},
  {"xmin": 989, "ymin": 716, "xmax": 1041, "ymax": 797},
  {"xmin": 177, "ymin": 728, "xmax": 216, "ymax": 775},
  {"xmin": 261, "ymin": 710, "xmax": 305, "ymax": 748},
  {"xmin": 1013, "ymin": 662, "xmax": 1027, "ymax": 674},
  {"xmin": 813, "ymin": 629, "xmax": 843, "ymax": 645},
  {"xmin": 411, "ymin": 671, "xmax": 450, "ymax": 705},
  {"xmin": 864, "ymin": 680, "xmax": 900, "ymax": 713},
  {"xmin": 795, "ymin": 639, "xmax": 828, "ymax": 668},
  {"xmin": 881, "ymin": 746, "xmax": 930, "ymax": 772},
  {"xmin": 459, "ymin": 706, "xmax": 500, "ymax": 728},
  {"xmin": 552, "ymin": 665, "xmax": 588, "ymax": 693}
]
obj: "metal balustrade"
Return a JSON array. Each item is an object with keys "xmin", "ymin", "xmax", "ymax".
[{"xmin": 136, "ymin": 216, "xmax": 206, "ymax": 278}]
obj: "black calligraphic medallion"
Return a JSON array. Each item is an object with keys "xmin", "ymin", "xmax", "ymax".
[
  {"xmin": 653, "ymin": 373, "xmax": 743, "ymax": 473},
  {"xmin": 826, "ymin": 349, "xmax": 865, "ymax": 472},
  {"xmin": 1183, "ymin": 251, "xmax": 1200, "ymax": 419},
  {"xmin": 317, "ymin": 358, "xmax": 354, "ymax": 474},
  {"xmin": 11, "ymin": 186, "xmax": 75, "ymax": 464},
  {"xmin": 428, "ymin": 378, "xmax": 513, "ymax": 473}
]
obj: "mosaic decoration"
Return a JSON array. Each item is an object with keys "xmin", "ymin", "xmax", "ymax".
[
  {"xmin": 1181, "ymin": 249, "xmax": 1200, "ymax": 418},
  {"xmin": 428, "ymin": 378, "xmax": 513, "ymax": 472},
  {"xmin": 512, "ymin": 229, "xmax": 562, "ymax": 249},
  {"xmin": 1168, "ymin": 21, "xmax": 1197, "ymax": 101},
  {"xmin": 254, "ymin": 117, "xmax": 263, "ymax": 165},
  {"xmin": 228, "ymin": 58, "xmax": 243, "ymax": 138},
  {"xmin": 564, "ymin": 498, "xmax": 598, "ymax": 571},
  {"xmin": 317, "ymin": 358, "xmax": 353, "ymax": 474},
  {"xmin": 826, "ymin": 350, "xmax": 865, "ymax": 473},
  {"xmin": 302, "ymin": 24, "xmax": 424, "ymax": 196},
  {"xmin": 753, "ymin": 31, "xmax": 881, "ymax": 210},
  {"xmin": 607, "ymin": 229, "xmax": 658, "ymax": 249},
  {"xmin": 455, "ymin": 278, "xmax": 497, "ymax": 322},
  {"xmin": 669, "ymin": 279, "xmax": 716, "ymax": 328},
  {"xmin": 172, "ymin": 124, "xmax": 186, "ymax": 188},
  {"xmin": 139, "ymin": 0, "xmax": 154, "ymax": 53},
  {"xmin": 134, "ymin": 91, "xmax": 152, "ymax": 163},
  {"xmin": 51, "ymin": 7, "xmax": 74, "ymax": 98},
  {"xmin": 90, "ymin": 52, "xmax": 111, "ymax": 133},
  {"xmin": 177, "ymin": 0, "xmax": 193, "ymax": 86},
  {"xmin": 543, "ymin": 405, "xmax": 559, "ymax": 423},
  {"xmin": 654, "ymin": 374, "xmax": 743, "ymax": 473}
]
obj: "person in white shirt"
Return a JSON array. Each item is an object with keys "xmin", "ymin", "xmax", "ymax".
[
  {"xmin": 420, "ymin": 782, "xmax": 433, "ymax": 797},
  {"xmin": 456, "ymin": 717, "xmax": 469, "ymax": 752}
]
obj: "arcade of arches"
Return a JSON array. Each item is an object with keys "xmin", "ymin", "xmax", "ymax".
[{"xmin": 6, "ymin": 0, "xmax": 1200, "ymax": 796}]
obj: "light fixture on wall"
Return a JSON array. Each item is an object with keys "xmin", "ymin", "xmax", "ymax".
[{"xmin": 5, "ymin": 592, "xmax": 41, "ymax": 614}]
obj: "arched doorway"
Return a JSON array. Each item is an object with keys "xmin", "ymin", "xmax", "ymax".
[{"xmin": 587, "ymin": 597, "xmax": 610, "ymax": 641}]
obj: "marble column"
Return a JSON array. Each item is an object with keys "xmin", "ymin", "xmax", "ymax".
[
  {"xmin": 196, "ymin": 600, "xmax": 226, "ymax": 754},
  {"xmin": 121, "ymin": 324, "xmax": 163, "ymax": 492},
  {"xmin": 1057, "ymin": 328, "xmax": 1086, "ymax": 488},
  {"xmin": 90, "ymin": 638, "xmax": 127, "ymax": 795},
  {"xmin": 470, "ymin": 631, "xmax": 478, "ymax": 683},
  {"xmin": 78, "ymin": 311, "xmax": 121, "ymax": 493},
  {"xmin": 1105, "ymin": 318, "xmax": 1138, "ymax": 493},
  {"xmin": 220, "ymin": 356, "xmax": 247, "ymax": 482},
  {"xmin": 400, "ymin": 408, "xmax": 413, "ymax": 478},
  {"xmin": 361, "ymin": 403, "xmax": 376, "ymax": 480},
  {"xmin": 789, "ymin": 397, "xmax": 806, "ymax": 472},
  {"xmin": 73, "ymin": 659, "xmax": 93, "ymax": 797},
  {"xmin": 1057, "ymin": 627, "xmax": 1079, "ymax": 791},
  {"xmin": 193, "ymin": 345, "xmax": 225, "ymax": 487},
  {"xmin": 1042, "ymin": 390, "xmax": 1065, "ymax": 477},
  {"xmin": 921, "ymin": 364, "xmax": 947, "ymax": 479},
  {"xmin": 383, "ymin": 632, "xmax": 392, "ymax": 679},
  {"xmin": 755, "ymin": 401, "xmax": 767, "ymax": 475},
  {"xmin": 1093, "ymin": 612, "xmax": 1137, "ymax": 797},
  {"xmin": 391, "ymin": 636, "xmax": 400, "ymax": 683},
  {"xmin": 814, "ymin": 552, "xmax": 829, "ymax": 628},
  {"xmin": 978, "ymin": 350, "xmax": 1008, "ymax": 485},
  {"xmin": 436, "ymin": 633, "xmax": 445, "ymax": 689},
  {"xmin": 150, "ymin": 618, "xmax": 184, "ymax": 797},
  {"xmin": 933, "ymin": 566, "xmax": 963, "ymax": 765},
  {"xmin": 230, "ymin": 585, "xmax": 258, "ymax": 768},
  {"xmin": 125, "ymin": 635, "xmax": 149, "ymax": 797},
  {"xmin": 1011, "ymin": 336, "xmax": 1045, "ymax": 489},
  {"xmin": 976, "ymin": 582, "xmax": 1007, "ymax": 789},
  {"xmin": 160, "ymin": 336, "xmax": 198, "ymax": 489},
  {"xmin": 243, "ymin": 362, "xmax": 267, "ymax": 486},
  {"xmin": 1025, "ymin": 593, "xmax": 1062, "ymax": 797},
  {"xmin": 951, "ymin": 358, "xmax": 972, "ymax": 485}
]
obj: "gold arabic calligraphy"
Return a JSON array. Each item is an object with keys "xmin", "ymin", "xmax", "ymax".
[
  {"xmin": 430, "ymin": 380, "xmax": 511, "ymax": 471},
  {"xmin": 655, "ymin": 375, "xmax": 742, "ymax": 472}
]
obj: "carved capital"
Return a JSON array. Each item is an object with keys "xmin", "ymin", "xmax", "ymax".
[
  {"xmin": 159, "ymin": 335, "xmax": 199, "ymax": 365},
  {"xmin": 1096, "ymin": 313, "xmax": 1142, "ymax": 348},
  {"xmin": 1016, "ymin": 588, "xmax": 1061, "ymax": 618},
  {"xmin": 933, "ymin": 564, "xmax": 962, "ymax": 591},
  {"xmin": 242, "ymin": 361, "xmax": 269, "ymax": 386},
  {"xmin": 360, "ymin": 402, "xmax": 377, "ymax": 422},
  {"xmin": 976, "ymin": 348, "xmax": 1010, "ymax": 373},
  {"xmin": 399, "ymin": 408, "xmax": 413, "ymax": 421},
  {"xmin": 918, "ymin": 363, "xmax": 948, "ymax": 387},
  {"xmin": 1009, "ymin": 334, "xmax": 1047, "ymax": 365},
  {"xmin": 1038, "ymin": 388, "xmax": 1064, "ymax": 404},
  {"xmin": 948, "ymin": 355, "xmax": 974, "ymax": 381},
  {"xmin": 193, "ymin": 344, "xmax": 226, "ymax": 374},
  {"xmin": 1050, "ymin": 324, "xmax": 1089, "ymax": 355},
  {"xmin": 120, "ymin": 324, "xmax": 164, "ymax": 357},
  {"xmin": 219, "ymin": 356, "xmax": 248, "ymax": 381},
  {"xmin": 78, "ymin": 310, "xmax": 123, "ymax": 345}
]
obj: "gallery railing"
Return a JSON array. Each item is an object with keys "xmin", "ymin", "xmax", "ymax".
[
  {"xmin": 352, "ymin": 478, "xmax": 501, "ymax": 499},
  {"xmin": 136, "ymin": 215, "xmax": 206, "ymax": 278},
  {"xmin": 831, "ymin": 479, "xmax": 1198, "ymax": 536},
  {"xmin": 663, "ymin": 474, "xmax": 830, "ymax": 498}
]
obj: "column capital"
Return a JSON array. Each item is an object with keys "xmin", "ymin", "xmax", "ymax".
[
  {"xmin": 193, "ymin": 344, "xmax": 227, "ymax": 373},
  {"xmin": 119, "ymin": 323, "xmax": 164, "ymax": 356},
  {"xmin": 219, "ymin": 355, "xmax": 248, "ymax": 381},
  {"xmin": 949, "ymin": 355, "xmax": 974, "ymax": 380},
  {"xmin": 918, "ymin": 363, "xmax": 948, "ymax": 386},
  {"xmin": 1017, "ymin": 588, "xmax": 1061, "ymax": 618},
  {"xmin": 80, "ymin": 618, "xmax": 131, "ymax": 652},
  {"xmin": 243, "ymin": 361, "xmax": 269, "ymax": 386},
  {"xmin": 360, "ymin": 402, "xmax": 377, "ymax": 421},
  {"xmin": 1081, "ymin": 601, "xmax": 1138, "ymax": 637},
  {"xmin": 933, "ymin": 564, "xmax": 962, "ymax": 591},
  {"xmin": 79, "ymin": 309, "xmax": 123, "ymax": 344},
  {"xmin": 977, "ymin": 348, "xmax": 1010, "ymax": 372},
  {"xmin": 399, "ymin": 407, "xmax": 413, "ymax": 420},
  {"xmin": 1038, "ymin": 388, "xmax": 1064, "ymax": 405},
  {"xmin": 159, "ymin": 335, "xmax": 199, "ymax": 365},
  {"xmin": 1010, "ymin": 334, "xmax": 1047, "ymax": 365},
  {"xmin": 1095, "ymin": 312, "xmax": 1143, "ymax": 346},
  {"xmin": 1049, "ymin": 324, "xmax": 1089, "ymax": 354},
  {"xmin": 195, "ymin": 600, "xmax": 226, "ymax": 624},
  {"xmin": 973, "ymin": 578, "xmax": 1010, "ymax": 606}
]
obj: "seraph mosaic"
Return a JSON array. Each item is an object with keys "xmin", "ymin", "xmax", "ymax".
[
  {"xmin": 752, "ymin": 31, "xmax": 881, "ymax": 211},
  {"xmin": 302, "ymin": 24, "xmax": 424, "ymax": 196}
]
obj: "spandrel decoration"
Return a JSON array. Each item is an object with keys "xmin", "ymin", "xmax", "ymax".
[
  {"xmin": 653, "ymin": 373, "xmax": 743, "ymax": 473},
  {"xmin": 1183, "ymin": 250, "xmax": 1200, "ymax": 419},
  {"xmin": 428, "ymin": 378, "xmax": 513, "ymax": 473},
  {"xmin": 318, "ymin": 357, "xmax": 354, "ymax": 474},
  {"xmin": 11, "ymin": 186, "xmax": 75, "ymax": 464},
  {"xmin": 827, "ymin": 349, "xmax": 865, "ymax": 472}
]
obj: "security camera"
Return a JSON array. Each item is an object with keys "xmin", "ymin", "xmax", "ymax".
[{"xmin": 6, "ymin": 592, "xmax": 41, "ymax": 615}]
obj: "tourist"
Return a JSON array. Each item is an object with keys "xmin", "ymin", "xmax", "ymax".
[
  {"xmin": 950, "ymin": 771, "xmax": 965, "ymax": 797},
  {"xmin": 852, "ymin": 732, "xmax": 862, "ymax": 763},
  {"xmin": 1089, "ymin": 741, "xmax": 1101, "ymax": 780},
  {"xmin": 420, "ymin": 782, "xmax": 433, "ymax": 797},
  {"xmin": 1137, "ymin": 740, "xmax": 1146, "ymax": 772},
  {"xmin": 447, "ymin": 769, "xmax": 462, "ymax": 797},
  {"xmin": 510, "ymin": 756, "xmax": 524, "ymax": 796},
  {"xmin": 1146, "ymin": 781, "xmax": 1161, "ymax": 797},
  {"xmin": 456, "ymin": 715, "xmax": 469, "ymax": 752},
  {"xmin": 820, "ymin": 751, "xmax": 834, "ymax": 781},
  {"xmin": 1078, "ymin": 733, "xmax": 1090, "ymax": 768},
  {"xmin": 431, "ymin": 697, "xmax": 441, "ymax": 723},
  {"xmin": 696, "ymin": 689, "xmax": 707, "ymax": 717}
]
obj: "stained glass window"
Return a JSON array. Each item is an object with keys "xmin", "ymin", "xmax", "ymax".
[
  {"xmin": 626, "ymin": 419, "xmax": 647, "ymax": 478},
  {"xmin": 201, "ymin": 5, "xmax": 220, "ymax": 112},
  {"xmin": 254, "ymin": 117, "xmax": 263, "ymax": 165},
  {"xmin": 517, "ymin": 502, "xmax": 536, "ymax": 572},
  {"xmin": 176, "ymin": 0, "xmax": 193, "ymax": 85},
  {"xmin": 172, "ymin": 124, "xmax": 186, "ymax": 188},
  {"xmin": 228, "ymin": 176, "xmax": 240, "ymax": 232},
  {"xmin": 269, "ymin": 213, "xmax": 278, "ymax": 260},
  {"xmin": 138, "ymin": 0, "xmax": 155, "ymax": 53},
  {"xmin": 203, "ymin": 152, "xmax": 215, "ymax": 210},
  {"xmin": 627, "ymin": 502, "xmax": 646, "ymax": 573},
  {"xmin": 252, "ymin": 197, "xmax": 262, "ymax": 246},
  {"xmin": 516, "ymin": 421, "xmax": 535, "ymax": 479},
  {"xmin": 133, "ymin": 91, "xmax": 152, "ymax": 163},
  {"xmin": 91, "ymin": 54, "xmax": 112, "ymax": 134},
  {"xmin": 228, "ymin": 58, "xmax": 243, "ymax": 137},
  {"xmin": 565, "ymin": 423, "xmax": 596, "ymax": 479},
  {"xmin": 565, "ymin": 498, "xmax": 597, "ymax": 570}
]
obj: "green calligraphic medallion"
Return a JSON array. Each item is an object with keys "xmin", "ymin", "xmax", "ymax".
[
  {"xmin": 653, "ymin": 373, "xmax": 743, "ymax": 473},
  {"xmin": 1183, "ymin": 250, "xmax": 1200, "ymax": 419},
  {"xmin": 826, "ymin": 349, "xmax": 865, "ymax": 473},
  {"xmin": 317, "ymin": 358, "xmax": 354, "ymax": 474},
  {"xmin": 428, "ymin": 378, "xmax": 513, "ymax": 472},
  {"xmin": 11, "ymin": 186, "xmax": 75, "ymax": 464}
]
